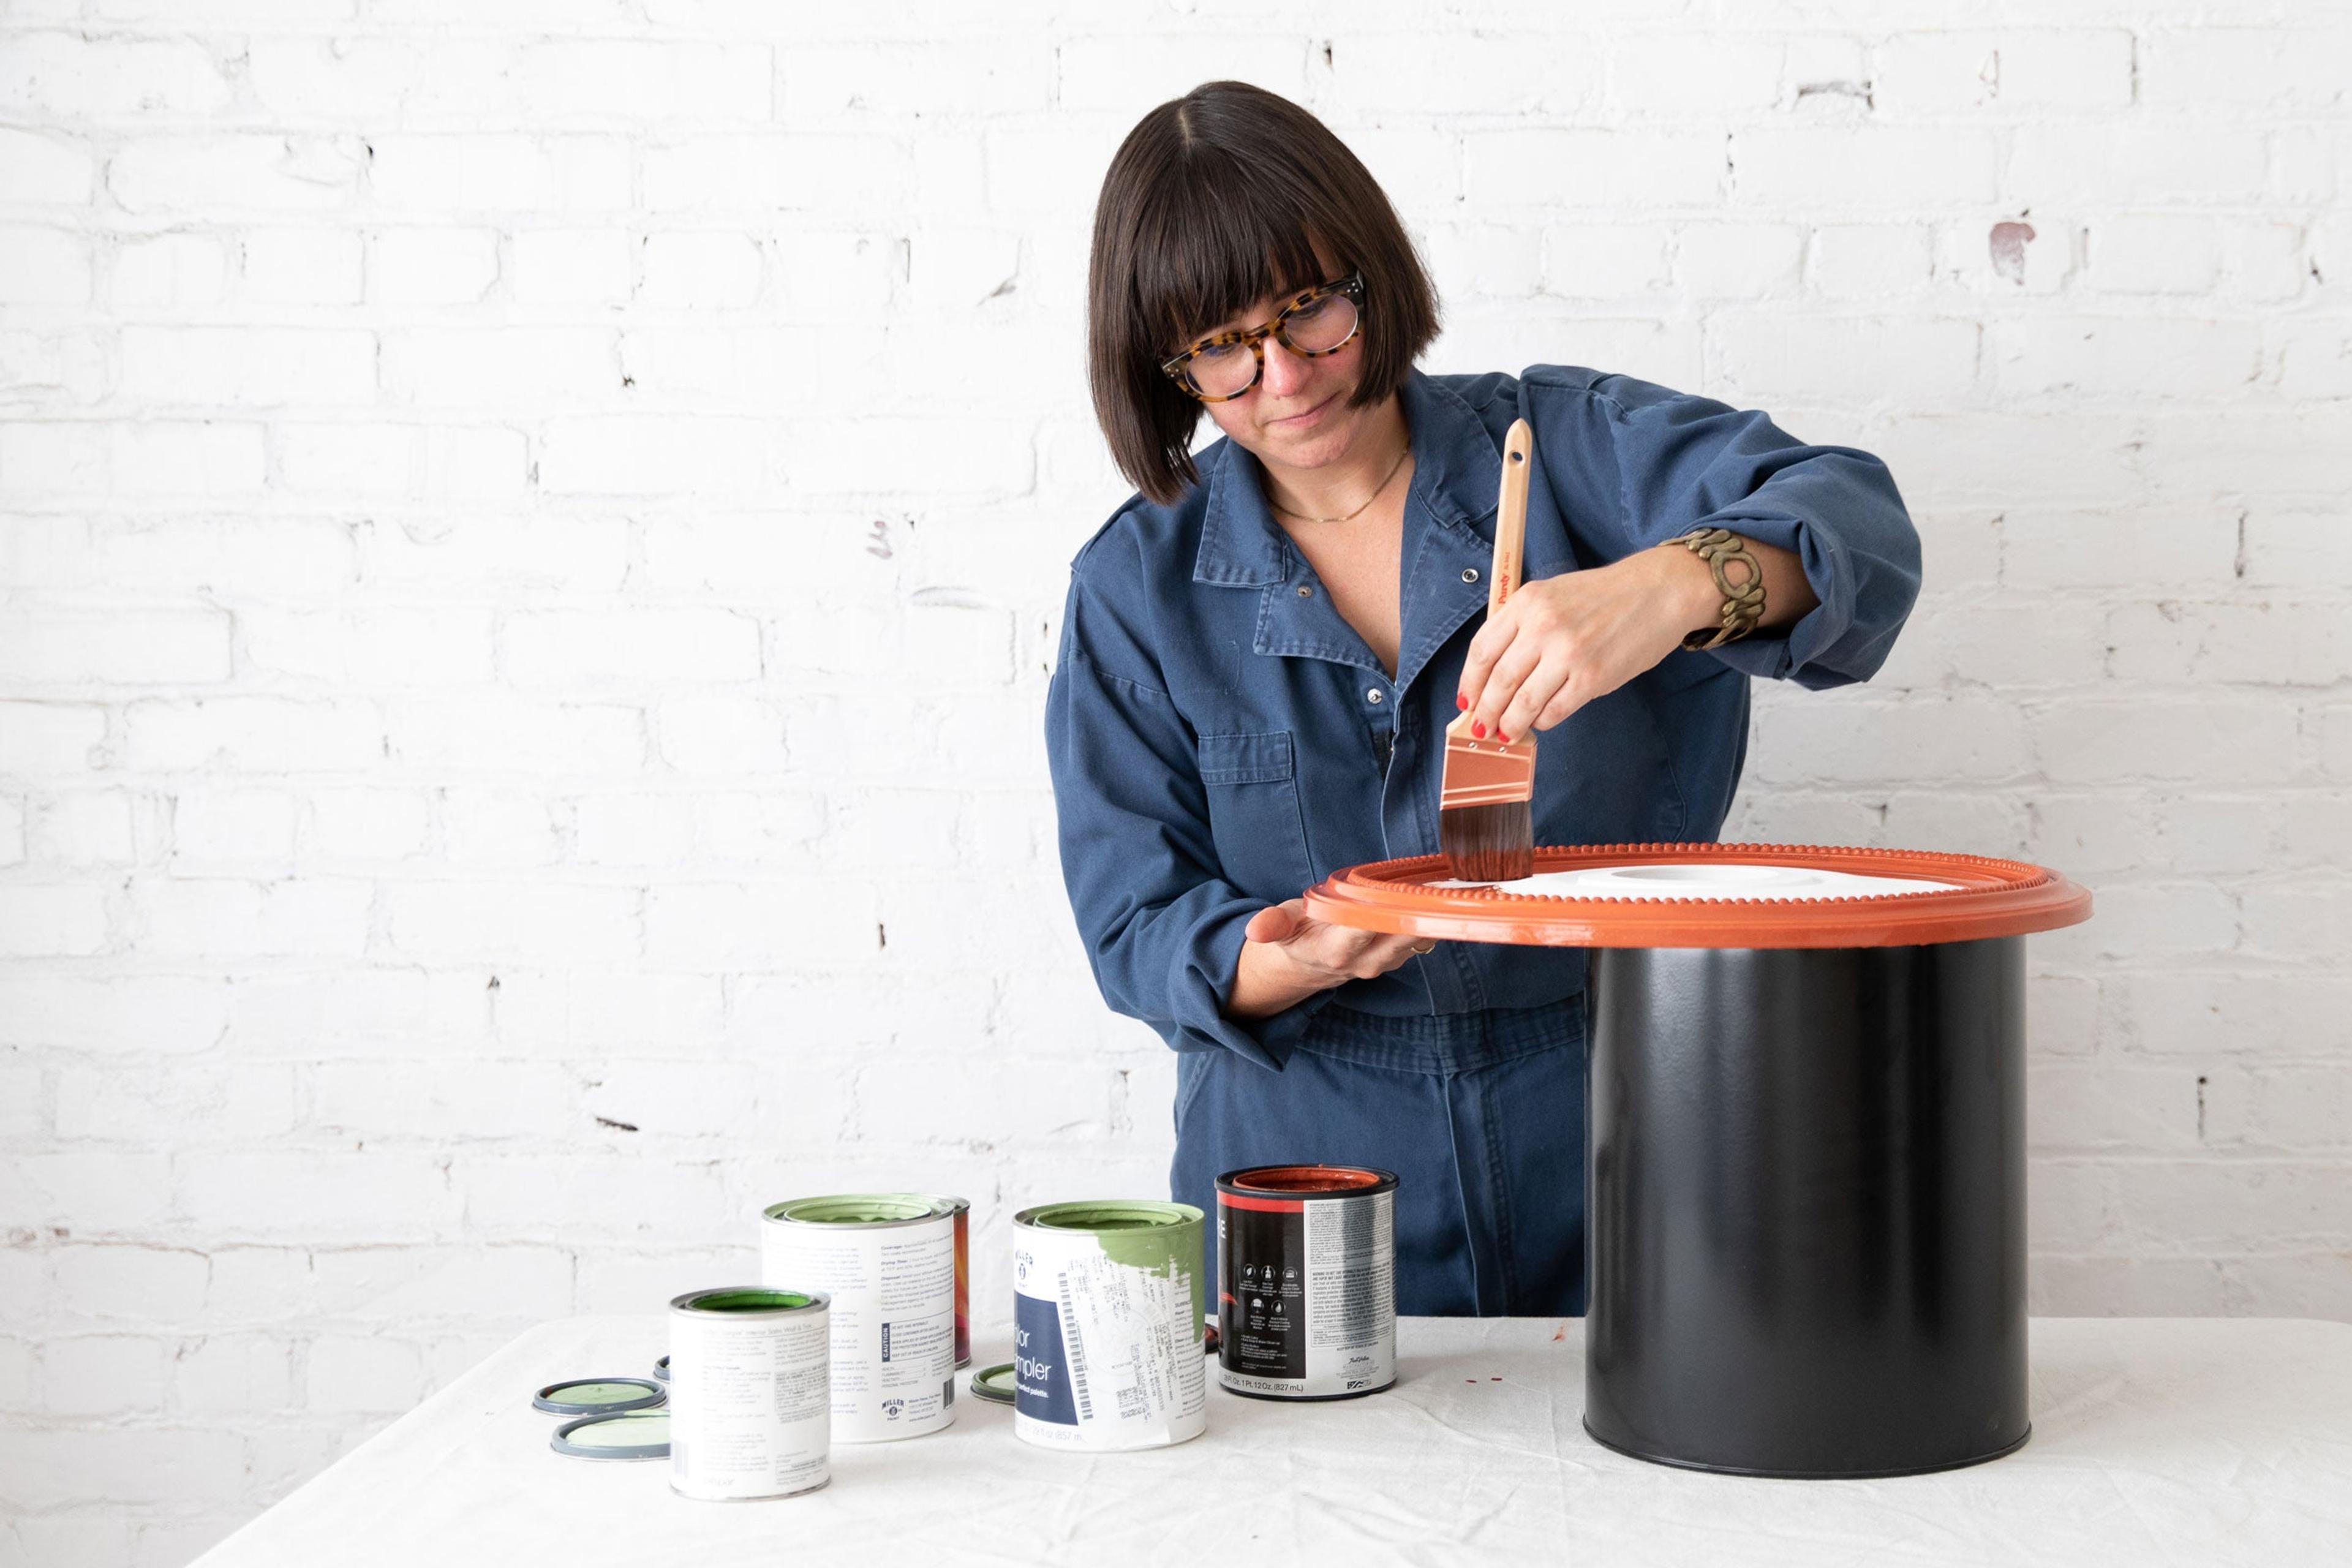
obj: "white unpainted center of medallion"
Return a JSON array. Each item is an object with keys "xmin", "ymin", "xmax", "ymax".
[{"xmin": 1434, "ymin": 862, "xmax": 1961, "ymax": 901}]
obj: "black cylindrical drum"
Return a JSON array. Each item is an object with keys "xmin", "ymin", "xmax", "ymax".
[{"xmin": 1585, "ymin": 937, "xmax": 2028, "ymax": 1478}]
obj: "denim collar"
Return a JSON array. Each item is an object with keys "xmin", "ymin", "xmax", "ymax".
[{"xmin": 1191, "ymin": 368, "xmax": 1504, "ymax": 589}]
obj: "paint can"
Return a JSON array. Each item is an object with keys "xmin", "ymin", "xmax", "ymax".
[
  {"xmin": 761, "ymin": 1194, "xmax": 958, "ymax": 1442},
  {"xmin": 667, "ymin": 1287, "xmax": 829, "ymax": 1502},
  {"xmin": 1011, "ymin": 1200, "xmax": 1206, "ymax": 1452},
  {"xmin": 1216, "ymin": 1165, "xmax": 1397, "ymax": 1401}
]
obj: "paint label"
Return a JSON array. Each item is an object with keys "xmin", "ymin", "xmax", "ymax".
[
  {"xmin": 951, "ymin": 1202, "xmax": 971, "ymax": 1369},
  {"xmin": 669, "ymin": 1305, "xmax": 829, "ymax": 1501},
  {"xmin": 764, "ymin": 1214, "xmax": 957, "ymax": 1443},
  {"xmin": 1011, "ymin": 1289, "xmax": 1076, "ymax": 1425},
  {"xmin": 1011, "ymin": 1231, "xmax": 1206, "ymax": 1450},
  {"xmin": 1219, "ymin": 1189, "xmax": 1396, "ymax": 1398}
]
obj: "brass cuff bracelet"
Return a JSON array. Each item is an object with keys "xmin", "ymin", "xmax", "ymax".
[{"xmin": 1672, "ymin": 526, "xmax": 1765, "ymax": 650}]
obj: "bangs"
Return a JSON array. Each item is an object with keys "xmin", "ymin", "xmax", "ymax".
[{"xmin": 1128, "ymin": 158, "xmax": 1334, "ymax": 356}]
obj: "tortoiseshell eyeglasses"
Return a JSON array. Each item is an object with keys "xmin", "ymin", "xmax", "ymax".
[{"xmin": 1159, "ymin": 272, "xmax": 1365, "ymax": 402}]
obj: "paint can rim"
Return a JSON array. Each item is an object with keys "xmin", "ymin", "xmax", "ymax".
[
  {"xmin": 532, "ymin": 1376, "xmax": 667, "ymax": 1416},
  {"xmin": 1013, "ymin": 1199, "xmax": 1204, "ymax": 1232},
  {"xmin": 669, "ymin": 1286, "xmax": 830, "ymax": 1316},
  {"xmin": 764, "ymin": 1193, "xmax": 959, "ymax": 1228},
  {"xmin": 1218, "ymin": 1164, "xmax": 1399, "ymax": 1197}
]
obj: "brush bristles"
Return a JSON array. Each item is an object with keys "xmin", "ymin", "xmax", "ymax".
[{"xmin": 1440, "ymin": 800, "xmax": 1534, "ymax": 883}]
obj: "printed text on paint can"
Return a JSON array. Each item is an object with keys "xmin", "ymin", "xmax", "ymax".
[
  {"xmin": 1011, "ymin": 1242, "xmax": 1205, "ymax": 1450},
  {"xmin": 764, "ymin": 1217, "xmax": 956, "ymax": 1441},
  {"xmin": 1219, "ymin": 1189, "xmax": 1396, "ymax": 1398},
  {"xmin": 669, "ymin": 1308, "xmax": 829, "ymax": 1501}
]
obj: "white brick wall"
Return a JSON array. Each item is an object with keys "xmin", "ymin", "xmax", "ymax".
[{"xmin": 2, "ymin": 1, "xmax": 2348, "ymax": 1560}]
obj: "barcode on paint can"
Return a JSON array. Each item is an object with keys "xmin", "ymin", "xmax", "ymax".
[{"xmin": 1057, "ymin": 1274, "xmax": 1095, "ymax": 1422}]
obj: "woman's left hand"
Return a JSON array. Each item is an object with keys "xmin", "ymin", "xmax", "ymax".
[{"xmin": 1454, "ymin": 547, "xmax": 1713, "ymax": 743}]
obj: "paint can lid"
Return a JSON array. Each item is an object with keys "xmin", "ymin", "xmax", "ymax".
[
  {"xmin": 532, "ymin": 1377, "xmax": 666, "ymax": 1416},
  {"xmin": 652, "ymin": 1355, "xmax": 669, "ymax": 1382},
  {"xmin": 970, "ymin": 1363, "xmax": 1016, "ymax": 1405},
  {"xmin": 551, "ymin": 1410, "xmax": 670, "ymax": 1460},
  {"xmin": 1219, "ymin": 1164, "xmax": 1400, "ymax": 1199}
]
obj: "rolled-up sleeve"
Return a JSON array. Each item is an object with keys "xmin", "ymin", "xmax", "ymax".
[
  {"xmin": 1044, "ymin": 556, "xmax": 1321, "ymax": 1070},
  {"xmin": 1583, "ymin": 373, "xmax": 1921, "ymax": 688}
]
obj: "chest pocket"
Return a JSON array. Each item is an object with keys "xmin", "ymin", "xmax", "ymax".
[{"xmin": 1197, "ymin": 729, "xmax": 1317, "ymax": 901}]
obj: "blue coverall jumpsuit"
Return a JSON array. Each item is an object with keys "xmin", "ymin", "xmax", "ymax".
[{"xmin": 1044, "ymin": 365, "xmax": 1921, "ymax": 1315}]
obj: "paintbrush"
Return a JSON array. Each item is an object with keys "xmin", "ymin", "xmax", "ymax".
[{"xmin": 1438, "ymin": 417, "xmax": 1537, "ymax": 883}]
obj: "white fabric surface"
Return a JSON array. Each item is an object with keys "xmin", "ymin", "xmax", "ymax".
[{"xmin": 195, "ymin": 1316, "xmax": 2352, "ymax": 1567}]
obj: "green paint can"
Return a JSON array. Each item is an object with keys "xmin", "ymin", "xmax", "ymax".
[
  {"xmin": 668, "ymin": 1286, "xmax": 831, "ymax": 1502},
  {"xmin": 1010, "ymin": 1200, "xmax": 1207, "ymax": 1452},
  {"xmin": 761, "ymin": 1194, "xmax": 959, "ymax": 1442}
]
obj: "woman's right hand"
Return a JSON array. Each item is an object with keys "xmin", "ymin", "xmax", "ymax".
[{"xmin": 1224, "ymin": 899, "xmax": 1432, "ymax": 1019}]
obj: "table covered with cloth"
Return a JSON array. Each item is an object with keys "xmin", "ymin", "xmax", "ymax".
[{"xmin": 197, "ymin": 1314, "xmax": 2352, "ymax": 1567}]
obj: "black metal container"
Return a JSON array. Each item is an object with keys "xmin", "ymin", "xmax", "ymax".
[{"xmin": 1585, "ymin": 937, "xmax": 2029, "ymax": 1478}]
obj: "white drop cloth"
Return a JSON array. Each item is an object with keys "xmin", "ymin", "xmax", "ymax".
[{"xmin": 194, "ymin": 1315, "xmax": 2352, "ymax": 1567}]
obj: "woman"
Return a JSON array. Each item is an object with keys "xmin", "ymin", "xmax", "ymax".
[{"xmin": 1046, "ymin": 82, "xmax": 1920, "ymax": 1316}]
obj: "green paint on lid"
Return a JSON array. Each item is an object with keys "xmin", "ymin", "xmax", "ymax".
[
  {"xmin": 556, "ymin": 1382, "xmax": 652, "ymax": 1403},
  {"xmin": 532, "ymin": 1376, "xmax": 666, "ymax": 1416},
  {"xmin": 970, "ymin": 1363, "xmax": 1015, "ymax": 1405},
  {"xmin": 551, "ymin": 1411, "xmax": 669, "ymax": 1460}
]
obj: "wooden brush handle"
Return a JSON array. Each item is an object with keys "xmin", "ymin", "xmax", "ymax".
[
  {"xmin": 1443, "ymin": 418, "xmax": 1537, "ymax": 744},
  {"xmin": 1488, "ymin": 418, "xmax": 1533, "ymax": 612}
]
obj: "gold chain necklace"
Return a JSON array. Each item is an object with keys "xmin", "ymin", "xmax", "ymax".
[{"xmin": 1269, "ymin": 441, "xmax": 1412, "ymax": 525}]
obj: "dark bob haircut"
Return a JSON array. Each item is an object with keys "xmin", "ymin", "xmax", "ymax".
[{"xmin": 1087, "ymin": 81, "xmax": 1442, "ymax": 505}]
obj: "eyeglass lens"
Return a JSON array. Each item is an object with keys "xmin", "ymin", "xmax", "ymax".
[{"xmin": 1185, "ymin": 290, "xmax": 1359, "ymax": 398}]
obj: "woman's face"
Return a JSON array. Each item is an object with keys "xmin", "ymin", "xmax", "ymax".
[{"xmin": 1189, "ymin": 286, "xmax": 1374, "ymax": 474}]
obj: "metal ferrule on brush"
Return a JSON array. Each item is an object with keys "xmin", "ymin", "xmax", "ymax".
[{"xmin": 1438, "ymin": 734, "xmax": 1536, "ymax": 808}]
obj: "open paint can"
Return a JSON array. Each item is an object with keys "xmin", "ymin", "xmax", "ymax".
[
  {"xmin": 1011, "ymin": 1200, "xmax": 1207, "ymax": 1452},
  {"xmin": 1215, "ymin": 1165, "xmax": 1397, "ymax": 1400},
  {"xmin": 761, "ymin": 1194, "xmax": 958, "ymax": 1442},
  {"xmin": 667, "ymin": 1287, "xmax": 829, "ymax": 1502}
]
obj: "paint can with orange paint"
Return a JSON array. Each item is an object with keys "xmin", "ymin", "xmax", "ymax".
[{"xmin": 1214, "ymin": 1165, "xmax": 1396, "ymax": 1400}]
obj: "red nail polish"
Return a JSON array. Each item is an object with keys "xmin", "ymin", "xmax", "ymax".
[
  {"xmin": 1455, "ymin": 693, "xmax": 1468, "ymax": 710},
  {"xmin": 1472, "ymin": 722, "xmax": 1486, "ymax": 738}
]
